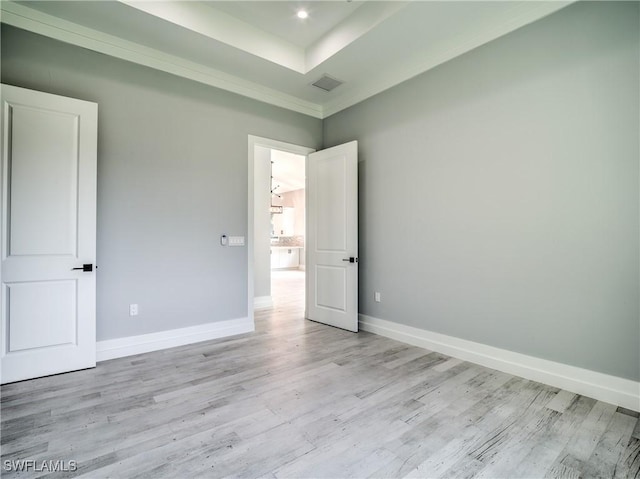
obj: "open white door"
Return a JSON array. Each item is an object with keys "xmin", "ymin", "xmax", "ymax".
[
  {"xmin": 306, "ymin": 141, "xmax": 358, "ymax": 332},
  {"xmin": 0, "ymin": 84, "xmax": 98, "ymax": 384}
]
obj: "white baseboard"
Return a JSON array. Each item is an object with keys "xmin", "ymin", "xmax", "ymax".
[
  {"xmin": 254, "ymin": 296, "xmax": 274, "ymax": 309},
  {"xmin": 97, "ymin": 317, "xmax": 254, "ymax": 362},
  {"xmin": 359, "ymin": 314, "xmax": 640, "ymax": 412},
  {"xmin": 298, "ymin": 265, "xmax": 306, "ymax": 271}
]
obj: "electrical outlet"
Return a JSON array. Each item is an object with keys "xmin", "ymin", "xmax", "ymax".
[
  {"xmin": 129, "ymin": 304, "xmax": 139, "ymax": 316},
  {"xmin": 374, "ymin": 292, "xmax": 381, "ymax": 303}
]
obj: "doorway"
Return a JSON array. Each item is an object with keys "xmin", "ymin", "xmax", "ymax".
[
  {"xmin": 248, "ymin": 136, "xmax": 359, "ymax": 332},
  {"xmin": 247, "ymin": 136, "xmax": 314, "ymax": 324},
  {"xmin": 269, "ymin": 149, "xmax": 306, "ymax": 311}
]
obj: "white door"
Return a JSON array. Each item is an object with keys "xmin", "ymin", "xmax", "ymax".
[
  {"xmin": 0, "ymin": 84, "xmax": 98, "ymax": 384},
  {"xmin": 306, "ymin": 141, "xmax": 358, "ymax": 332}
]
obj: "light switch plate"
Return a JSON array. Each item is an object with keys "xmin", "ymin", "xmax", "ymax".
[{"xmin": 228, "ymin": 236, "xmax": 245, "ymax": 246}]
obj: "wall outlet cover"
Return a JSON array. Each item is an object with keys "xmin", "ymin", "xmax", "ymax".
[{"xmin": 228, "ymin": 236, "xmax": 245, "ymax": 246}]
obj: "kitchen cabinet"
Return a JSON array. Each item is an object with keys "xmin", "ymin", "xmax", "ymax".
[
  {"xmin": 271, "ymin": 247, "xmax": 300, "ymax": 269},
  {"xmin": 271, "ymin": 207, "xmax": 295, "ymax": 237}
]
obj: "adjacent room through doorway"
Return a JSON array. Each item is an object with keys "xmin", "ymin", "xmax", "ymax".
[
  {"xmin": 250, "ymin": 136, "xmax": 359, "ymax": 332},
  {"xmin": 269, "ymin": 149, "xmax": 306, "ymax": 311},
  {"xmin": 251, "ymin": 139, "xmax": 309, "ymax": 318}
]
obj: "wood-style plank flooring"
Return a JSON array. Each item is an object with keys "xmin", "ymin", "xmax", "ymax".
[{"xmin": 2, "ymin": 269, "xmax": 639, "ymax": 478}]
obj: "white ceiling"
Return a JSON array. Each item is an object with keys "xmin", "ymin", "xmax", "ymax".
[
  {"xmin": 271, "ymin": 150, "xmax": 305, "ymax": 195},
  {"xmin": 3, "ymin": 1, "xmax": 574, "ymax": 118},
  {"xmin": 204, "ymin": 1, "xmax": 366, "ymax": 48}
]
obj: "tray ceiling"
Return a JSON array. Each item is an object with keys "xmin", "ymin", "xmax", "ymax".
[{"xmin": 3, "ymin": 1, "xmax": 573, "ymax": 118}]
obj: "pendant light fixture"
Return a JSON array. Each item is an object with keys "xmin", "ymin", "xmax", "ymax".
[{"xmin": 270, "ymin": 161, "xmax": 283, "ymax": 214}]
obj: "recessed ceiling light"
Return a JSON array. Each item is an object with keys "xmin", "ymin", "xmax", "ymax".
[{"xmin": 297, "ymin": 10, "xmax": 309, "ymax": 19}]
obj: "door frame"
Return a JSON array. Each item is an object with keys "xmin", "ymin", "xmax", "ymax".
[{"xmin": 247, "ymin": 135, "xmax": 314, "ymax": 326}]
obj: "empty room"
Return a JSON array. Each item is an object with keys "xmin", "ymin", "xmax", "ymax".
[{"xmin": 1, "ymin": 1, "xmax": 638, "ymax": 478}]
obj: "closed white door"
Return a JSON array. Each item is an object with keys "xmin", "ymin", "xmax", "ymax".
[
  {"xmin": 306, "ymin": 141, "xmax": 358, "ymax": 332},
  {"xmin": 0, "ymin": 84, "xmax": 98, "ymax": 384}
]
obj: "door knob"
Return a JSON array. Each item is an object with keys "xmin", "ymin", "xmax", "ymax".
[
  {"xmin": 342, "ymin": 257, "xmax": 358, "ymax": 263},
  {"xmin": 71, "ymin": 264, "xmax": 93, "ymax": 272}
]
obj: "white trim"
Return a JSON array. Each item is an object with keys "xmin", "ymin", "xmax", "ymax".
[
  {"xmin": 322, "ymin": 1, "xmax": 575, "ymax": 118},
  {"xmin": 96, "ymin": 317, "xmax": 254, "ymax": 362},
  {"xmin": 305, "ymin": 2, "xmax": 408, "ymax": 72},
  {"xmin": 254, "ymin": 296, "xmax": 274, "ymax": 310},
  {"xmin": 359, "ymin": 314, "xmax": 640, "ymax": 412},
  {"xmin": 121, "ymin": 1, "xmax": 306, "ymax": 74},
  {"xmin": 1, "ymin": 0, "xmax": 575, "ymax": 120},
  {"xmin": 0, "ymin": 2, "xmax": 323, "ymax": 119}
]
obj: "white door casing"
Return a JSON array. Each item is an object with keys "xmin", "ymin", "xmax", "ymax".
[
  {"xmin": 248, "ymin": 135, "xmax": 314, "ymax": 318},
  {"xmin": 0, "ymin": 84, "xmax": 98, "ymax": 384},
  {"xmin": 306, "ymin": 141, "xmax": 358, "ymax": 332}
]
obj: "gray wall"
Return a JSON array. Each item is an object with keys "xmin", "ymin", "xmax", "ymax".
[
  {"xmin": 324, "ymin": 1, "xmax": 639, "ymax": 381},
  {"xmin": 1, "ymin": 25, "xmax": 322, "ymax": 341},
  {"xmin": 2, "ymin": 2, "xmax": 638, "ymax": 382}
]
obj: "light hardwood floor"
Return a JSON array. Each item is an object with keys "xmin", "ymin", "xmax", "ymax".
[{"xmin": 2, "ymin": 269, "xmax": 639, "ymax": 478}]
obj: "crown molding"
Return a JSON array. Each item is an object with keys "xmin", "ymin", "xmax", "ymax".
[
  {"xmin": 1, "ymin": 1, "xmax": 575, "ymax": 120},
  {"xmin": 305, "ymin": 1, "xmax": 408, "ymax": 72},
  {"xmin": 119, "ymin": 0, "xmax": 307, "ymax": 74},
  {"xmin": 322, "ymin": 1, "xmax": 575, "ymax": 118},
  {"xmin": 0, "ymin": 1, "xmax": 324, "ymax": 119}
]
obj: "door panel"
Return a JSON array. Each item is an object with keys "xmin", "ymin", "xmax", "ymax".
[
  {"xmin": 316, "ymin": 155, "xmax": 347, "ymax": 251},
  {"xmin": 1, "ymin": 84, "xmax": 97, "ymax": 384},
  {"xmin": 315, "ymin": 266, "xmax": 346, "ymax": 312},
  {"xmin": 7, "ymin": 281, "xmax": 77, "ymax": 352},
  {"xmin": 306, "ymin": 141, "xmax": 358, "ymax": 332},
  {"xmin": 9, "ymin": 105, "xmax": 79, "ymax": 256}
]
